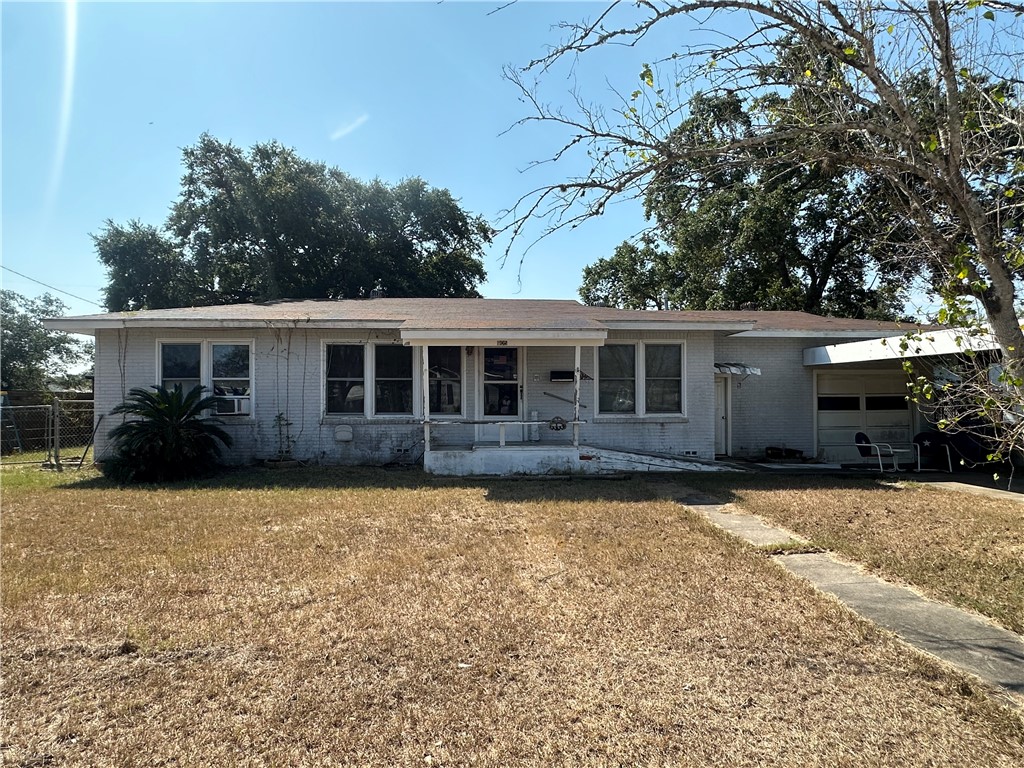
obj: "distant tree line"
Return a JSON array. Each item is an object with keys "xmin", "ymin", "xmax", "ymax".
[{"xmin": 0, "ymin": 291, "xmax": 92, "ymax": 394}]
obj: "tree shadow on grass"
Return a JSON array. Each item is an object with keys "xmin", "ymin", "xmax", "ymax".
[
  {"xmin": 55, "ymin": 464, "xmax": 683, "ymax": 504},
  {"xmin": 46, "ymin": 463, "xmax": 925, "ymax": 506},
  {"xmin": 680, "ymin": 471, "xmax": 918, "ymax": 505}
]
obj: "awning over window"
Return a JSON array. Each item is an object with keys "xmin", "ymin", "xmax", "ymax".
[{"xmin": 714, "ymin": 362, "xmax": 762, "ymax": 376}]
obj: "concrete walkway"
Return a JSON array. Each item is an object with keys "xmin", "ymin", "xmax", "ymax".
[{"xmin": 680, "ymin": 496, "xmax": 1024, "ymax": 703}]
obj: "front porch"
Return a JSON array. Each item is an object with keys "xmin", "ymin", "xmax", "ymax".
[
  {"xmin": 402, "ymin": 318, "xmax": 720, "ymax": 474},
  {"xmin": 424, "ymin": 443, "xmax": 582, "ymax": 476}
]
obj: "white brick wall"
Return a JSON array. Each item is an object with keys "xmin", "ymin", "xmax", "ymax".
[
  {"xmin": 712, "ymin": 335, "xmax": 908, "ymax": 459},
  {"xmin": 94, "ymin": 327, "xmax": 720, "ymax": 465},
  {"xmin": 100, "ymin": 326, "xmax": 922, "ymax": 466},
  {"xmin": 579, "ymin": 331, "xmax": 716, "ymax": 459},
  {"xmin": 714, "ymin": 336, "xmax": 818, "ymax": 458},
  {"xmin": 94, "ymin": 327, "xmax": 423, "ymax": 465}
]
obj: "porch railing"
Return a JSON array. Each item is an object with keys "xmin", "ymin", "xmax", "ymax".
[{"xmin": 423, "ymin": 419, "xmax": 587, "ymax": 448}]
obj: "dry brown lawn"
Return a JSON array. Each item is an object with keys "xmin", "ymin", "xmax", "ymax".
[
  {"xmin": 3, "ymin": 466, "xmax": 1023, "ymax": 766},
  {"xmin": 686, "ymin": 474, "xmax": 1024, "ymax": 635}
]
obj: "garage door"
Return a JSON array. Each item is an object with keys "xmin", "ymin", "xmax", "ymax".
[{"xmin": 816, "ymin": 373, "xmax": 913, "ymax": 463}]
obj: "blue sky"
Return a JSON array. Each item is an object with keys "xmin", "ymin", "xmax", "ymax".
[{"xmin": 2, "ymin": 0, "xmax": 684, "ymax": 316}]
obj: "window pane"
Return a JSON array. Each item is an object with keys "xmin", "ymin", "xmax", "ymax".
[
  {"xmin": 429, "ymin": 346, "xmax": 461, "ymax": 380},
  {"xmin": 484, "ymin": 383, "xmax": 518, "ymax": 416},
  {"xmin": 376, "ymin": 345, "xmax": 412, "ymax": 379},
  {"xmin": 599, "ymin": 380, "xmax": 635, "ymax": 413},
  {"xmin": 866, "ymin": 395, "xmax": 907, "ymax": 411},
  {"xmin": 375, "ymin": 380, "xmax": 413, "ymax": 414},
  {"xmin": 163, "ymin": 378, "xmax": 201, "ymax": 393},
  {"xmin": 644, "ymin": 345, "xmax": 682, "ymax": 413},
  {"xmin": 374, "ymin": 346, "xmax": 412, "ymax": 414},
  {"xmin": 212, "ymin": 344, "xmax": 250, "ymax": 378},
  {"xmin": 484, "ymin": 349, "xmax": 518, "ymax": 381},
  {"xmin": 645, "ymin": 345, "xmax": 681, "ymax": 379},
  {"xmin": 215, "ymin": 398, "xmax": 250, "ymax": 415},
  {"xmin": 600, "ymin": 345, "xmax": 635, "ymax": 379},
  {"xmin": 430, "ymin": 381, "xmax": 462, "ymax": 413},
  {"xmin": 326, "ymin": 344, "xmax": 365, "ymax": 414},
  {"xmin": 327, "ymin": 382, "xmax": 364, "ymax": 413},
  {"xmin": 646, "ymin": 379, "xmax": 682, "ymax": 413},
  {"xmin": 162, "ymin": 343, "xmax": 201, "ymax": 380},
  {"xmin": 818, "ymin": 396, "xmax": 860, "ymax": 411},
  {"xmin": 327, "ymin": 345, "xmax": 364, "ymax": 378},
  {"xmin": 429, "ymin": 347, "xmax": 461, "ymax": 414}
]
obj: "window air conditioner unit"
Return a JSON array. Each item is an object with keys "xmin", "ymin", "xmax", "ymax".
[{"xmin": 217, "ymin": 397, "xmax": 251, "ymax": 416}]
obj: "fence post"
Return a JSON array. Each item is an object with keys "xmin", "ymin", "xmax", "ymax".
[{"xmin": 52, "ymin": 397, "xmax": 63, "ymax": 472}]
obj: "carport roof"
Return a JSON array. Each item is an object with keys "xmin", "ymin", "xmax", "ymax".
[{"xmin": 804, "ymin": 328, "xmax": 1000, "ymax": 365}]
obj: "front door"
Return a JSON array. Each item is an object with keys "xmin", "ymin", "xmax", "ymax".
[
  {"xmin": 479, "ymin": 347, "xmax": 524, "ymax": 443},
  {"xmin": 714, "ymin": 376, "xmax": 729, "ymax": 455}
]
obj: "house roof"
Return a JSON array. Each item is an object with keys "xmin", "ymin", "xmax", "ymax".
[{"xmin": 44, "ymin": 298, "xmax": 919, "ymax": 342}]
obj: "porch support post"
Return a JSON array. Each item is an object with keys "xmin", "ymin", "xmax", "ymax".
[
  {"xmin": 572, "ymin": 345, "xmax": 581, "ymax": 448},
  {"xmin": 421, "ymin": 345, "xmax": 431, "ymax": 454}
]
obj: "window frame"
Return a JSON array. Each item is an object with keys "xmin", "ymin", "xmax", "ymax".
[
  {"xmin": 156, "ymin": 338, "xmax": 254, "ymax": 418},
  {"xmin": 596, "ymin": 343, "xmax": 638, "ymax": 415},
  {"xmin": 370, "ymin": 342, "xmax": 416, "ymax": 417},
  {"xmin": 427, "ymin": 345, "xmax": 466, "ymax": 419},
  {"xmin": 324, "ymin": 342, "xmax": 368, "ymax": 416},
  {"xmin": 643, "ymin": 342, "xmax": 685, "ymax": 415},
  {"xmin": 322, "ymin": 341, "xmax": 425, "ymax": 420},
  {"xmin": 595, "ymin": 340, "xmax": 687, "ymax": 419}
]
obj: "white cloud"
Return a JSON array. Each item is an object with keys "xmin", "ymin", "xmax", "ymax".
[{"xmin": 330, "ymin": 114, "xmax": 370, "ymax": 141}]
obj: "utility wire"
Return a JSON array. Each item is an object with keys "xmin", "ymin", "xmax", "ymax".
[{"xmin": 1, "ymin": 265, "xmax": 104, "ymax": 308}]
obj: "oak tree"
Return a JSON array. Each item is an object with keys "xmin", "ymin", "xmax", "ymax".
[
  {"xmin": 96, "ymin": 135, "xmax": 490, "ymax": 310},
  {"xmin": 509, "ymin": 0, "xmax": 1023, "ymax": 465}
]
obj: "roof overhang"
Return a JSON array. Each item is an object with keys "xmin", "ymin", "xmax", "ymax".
[
  {"xmin": 400, "ymin": 328, "xmax": 608, "ymax": 346},
  {"xmin": 803, "ymin": 328, "xmax": 1000, "ymax": 366},
  {"xmin": 604, "ymin": 321, "xmax": 754, "ymax": 332},
  {"xmin": 42, "ymin": 318, "xmax": 406, "ymax": 336},
  {"xmin": 731, "ymin": 329, "xmax": 908, "ymax": 339}
]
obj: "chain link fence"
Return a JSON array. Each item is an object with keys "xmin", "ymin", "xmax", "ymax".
[{"xmin": 1, "ymin": 399, "xmax": 97, "ymax": 468}]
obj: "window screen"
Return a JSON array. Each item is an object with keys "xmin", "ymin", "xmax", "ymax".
[
  {"xmin": 326, "ymin": 345, "xmax": 365, "ymax": 414},
  {"xmin": 598, "ymin": 344, "xmax": 636, "ymax": 414}
]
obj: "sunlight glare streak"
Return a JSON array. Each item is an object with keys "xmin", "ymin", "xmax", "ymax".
[
  {"xmin": 330, "ymin": 114, "xmax": 370, "ymax": 141},
  {"xmin": 47, "ymin": 0, "xmax": 78, "ymax": 208}
]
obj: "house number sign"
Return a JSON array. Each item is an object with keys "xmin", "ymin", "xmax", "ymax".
[{"xmin": 495, "ymin": 340, "xmax": 508, "ymax": 346}]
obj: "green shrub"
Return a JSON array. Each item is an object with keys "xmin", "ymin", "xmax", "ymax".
[{"xmin": 102, "ymin": 386, "xmax": 233, "ymax": 483}]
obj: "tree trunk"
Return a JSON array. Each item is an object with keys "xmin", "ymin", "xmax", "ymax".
[{"xmin": 979, "ymin": 251, "xmax": 1024, "ymax": 365}]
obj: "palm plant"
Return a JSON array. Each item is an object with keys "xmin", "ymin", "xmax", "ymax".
[{"xmin": 103, "ymin": 385, "xmax": 233, "ymax": 483}]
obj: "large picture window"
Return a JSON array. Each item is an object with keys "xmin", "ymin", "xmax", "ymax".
[
  {"xmin": 374, "ymin": 345, "xmax": 413, "ymax": 414},
  {"xmin": 429, "ymin": 346, "xmax": 462, "ymax": 415},
  {"xmin": 326, "ymin": 344, "xmax": 365, "ymax": 414},
  {"xmin": 158, "ymin": 340, "xmax": 252, "ymax": 415},
  {"xmin": 597, "ymin": 342, "xmax": 686, "ymax": 416}
]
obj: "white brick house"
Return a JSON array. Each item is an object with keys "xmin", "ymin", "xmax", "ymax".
[{"xmin": 46, "ymin": 298, "xmax": 925, "ymax": 475}]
